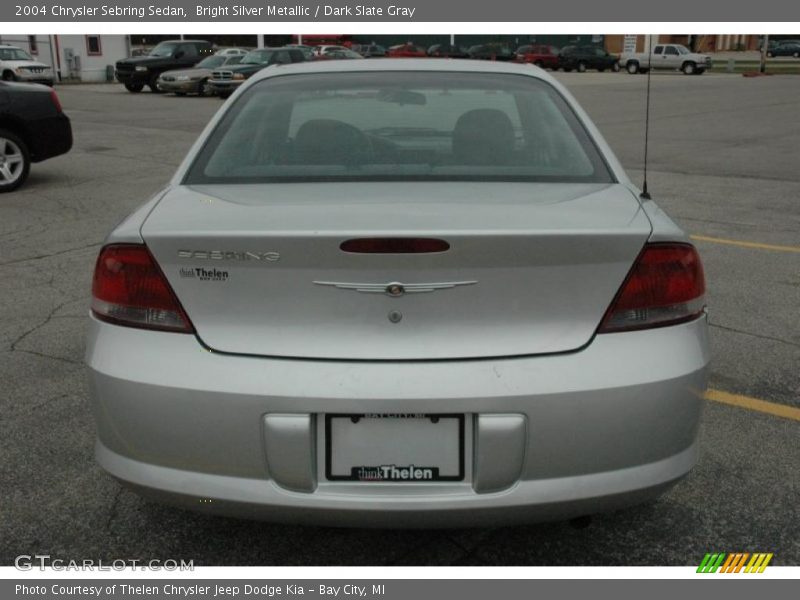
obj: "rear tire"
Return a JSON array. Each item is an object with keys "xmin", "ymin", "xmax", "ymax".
[
  {"xmin": 626, "ymin": 61, "xmax": 639, "ymax": 74},
  {"xmin": 0, "ymin": 129, "xmax": 31, "ymax": 193},
  {"xmin": 612, "ymin": 62, "xmax": 621, "ymax": 72},
  {"xmin": 577, "ymin": 61, "xmax": 587, "ymax": 73},
  {"xmin": 534, "ymin": 60, "xmax": 543, "ymax": 68},
  {"xmin": 124, "ymin": 82, "xmax": 144, "ymax": 93},
  {"xmin": 766, "ymin": 51, "xmax": 774, "ymax": 58},
  {"xmin": 598, "ymin": 67, "xmax": 606, "ymax": 72},
  {"xmin": 794, "ymin": 52, "xmax": 799, "ymax": 58}
]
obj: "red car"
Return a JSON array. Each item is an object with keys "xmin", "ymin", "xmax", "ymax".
[
  {"xmin": 515, "ymin": 44, "xmax": 560, "ymax": 69},
  {"xmin": 387, "ymin": 44, "xmax": 427, "ymax": 58}
]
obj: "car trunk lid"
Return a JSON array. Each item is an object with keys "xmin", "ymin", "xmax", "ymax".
[{"xmin": 142, "ymin": 182, "xmax": 651, "ymax": 360}]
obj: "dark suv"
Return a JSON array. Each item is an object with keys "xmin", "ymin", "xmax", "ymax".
[
  {"xmin": 467, "ymin": 43, "xmax": 515, "ymax": 61},
  {"xmin": 208, "ymin": 48, "xmax": 307, "ymax": 99},
  {"xmin": 115, "ymin": 40, "xmax": 214, "ymax": 93},
  {"xmin": 427, "ymin": 44, "xmax": 469, "ymax": 58},
  {"xmin": 558, "ymin": 46, "xmax": 621, "ymax": 72}
]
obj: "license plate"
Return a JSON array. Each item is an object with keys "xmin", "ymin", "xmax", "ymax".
[{"xmin": 325, "ymin": 414, "xmax": 465, "ymax": 482}]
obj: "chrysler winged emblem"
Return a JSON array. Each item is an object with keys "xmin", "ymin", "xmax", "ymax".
[{"xmin": 313, "ymin": 280, "xmax": 477, "ymax": 298}]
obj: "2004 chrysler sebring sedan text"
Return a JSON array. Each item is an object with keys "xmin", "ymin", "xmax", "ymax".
[{"xmin": 86, "ymin": 60, "xmax": 709, "ymax": 527}]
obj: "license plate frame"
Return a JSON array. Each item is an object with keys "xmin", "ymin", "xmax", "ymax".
[{"xmin": 325, "ymin": 414, "xmax": 466, "ymax": 482}]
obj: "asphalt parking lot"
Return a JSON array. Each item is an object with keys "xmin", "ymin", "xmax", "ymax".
[{"xmin": 1, "ymin": 71, "xmax": 798, "ymax": 566}]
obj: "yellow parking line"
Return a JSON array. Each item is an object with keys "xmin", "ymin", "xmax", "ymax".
[
  {"xmin": 705, "ymin": 388, "xmax": 800, "ymax": 421},
  {"xmin": 690, "ymin": 234, "xmax": 800, "ymax": 253}
]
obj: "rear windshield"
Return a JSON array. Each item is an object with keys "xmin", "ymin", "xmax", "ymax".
[{"xmin": 185, "ymin": 71, "xmax": 613, "ymax": 184}]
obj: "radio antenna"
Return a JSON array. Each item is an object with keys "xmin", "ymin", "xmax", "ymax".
[{"xmin": 640, "ymin": 35, "xmax": 653, "ymax": 200}]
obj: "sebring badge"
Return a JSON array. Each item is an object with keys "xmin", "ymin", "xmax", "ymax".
[
  {"xmin": 313, "ymin": 280, "xmax": 477, "ymax": 297},
  {"xmin": 178, "ymin": 250, "xmax": 280, "ymax": 262}
]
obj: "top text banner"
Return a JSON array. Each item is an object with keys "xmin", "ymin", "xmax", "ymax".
[{"xmin": 5, "ymin": 0, "xmax": 800, "ymax": 22}]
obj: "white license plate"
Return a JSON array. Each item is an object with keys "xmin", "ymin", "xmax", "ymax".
[{"xmin": 325, "ymin": 414, "xmax": 465, "ymax": 482}]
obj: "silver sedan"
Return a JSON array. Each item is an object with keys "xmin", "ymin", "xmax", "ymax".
[
  {"xmin": 157, "ymin": 54, "xmax": 243, "ymax": 96},
  {"xmin": 87, "ymin": 59, "xmax": 709, "ymax": 527}
]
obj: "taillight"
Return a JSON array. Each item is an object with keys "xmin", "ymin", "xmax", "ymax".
[
  {"xmin": 49, "ymin": 89, "xmax": 63, "ymax": 113},
  {"xmin": 92, "ymin": 244, "xmax": 194, "ymax": 333},
  {"xmin": 599, "ymin": 243, "xmax": 705, "ymax": 333}
]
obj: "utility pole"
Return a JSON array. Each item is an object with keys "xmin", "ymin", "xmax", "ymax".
[{"xmin": 760, "ymin": 34, "xmax": 769, "ymax": 73}]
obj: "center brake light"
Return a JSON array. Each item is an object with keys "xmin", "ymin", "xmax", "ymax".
[
  {"xmin": 599, "ymin": 243, "xmax": 706, "ymax": 333},
  {"xmin": 92, "ymin": 244, "xmax": 194, "ymax": 333},
  {"xmin": 340, "ymin": 238, "xmax": 450, "ymax": 254}
]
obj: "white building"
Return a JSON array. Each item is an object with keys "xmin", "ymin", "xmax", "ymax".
[{"xmin": 0, "ymin": 34, "xmax": 131, "ymax": 82}]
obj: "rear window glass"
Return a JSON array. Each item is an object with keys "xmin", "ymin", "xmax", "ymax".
[{"xmin": 185, "ymin": 71, "xmax": 613, "ymax": 184}]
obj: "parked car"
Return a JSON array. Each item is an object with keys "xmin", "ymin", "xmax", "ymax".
[
  {"xmin": 427, "ymin": 44, "xmax": 470, "ymax": 59},
  {"xmin": 0, "ymin": 82, "xmax": 71, "ymax": 192},
  {"xmin": 558, "ymin": 46, "xmax": 621, "ymax": 72},
  {"xmin": 353, "ymin": 43, "xmax": 387, "ymax": 58},
  {"xmin": 620, "ymin": 44, "xmax": 712, "ymax": 75},
  {"xmin": 767, "ymin": 41, "xmax": 800, "ymax": 58},
  {"xmin": 87, "ymin": 59, "xmax": 709, "ymax": 527},
  {"xmin": 514, "ymin": 45, "xmax": 560, "ymax": 69},
  {"xmin": 312, "ymin": 45, "xmax": 350, "ymax": 57},
  {"xmin": 315, "ymin": 48, "xmax": 364, "ymax": 61},
  {"xmin": 468, "ymin": 43, "xmax": 515, "ymax": 61},
  {"xmin": 758, "ymin": 38, "xmax": 787, "ymax": 52},
  {"xmin": 158, "ymin": 55, "xmax": 243, "ymax": 96},
  {"xmin": 387, "ymin": 44, "xmax": 428, "ymax": 58},
  {"xmin": 215, "ymin": 48, "xmax": 250, "ymax": 57},
  {"xmin": 115, "ymin": 40, "xmax": 214, "ymax": 93},
  {"xmin": 208, "ymin": 47, "xmax": 307, "ymax": 98},
  {"xmin": 0, "ymin": 45, "xmax": 55, "ymax": 86},
  {"xmin": 284, "ymin": 45, "xmax": 316, "ymax": 61}
]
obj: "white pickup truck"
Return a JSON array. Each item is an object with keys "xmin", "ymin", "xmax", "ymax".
[{"xmin": 619, "ymin": 44, "xmax": 713, "ymax": 75}]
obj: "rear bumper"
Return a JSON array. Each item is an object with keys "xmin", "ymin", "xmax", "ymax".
[
  {"xmin": 98, "ymin": 440, "xmax": 694, "ymax": 527},
  {"xmin": 28, "ymin": 113, "xmax": 72, "ymax": 162},
  {"xmin": 86, "ymin": 315, "xmax": 709, "ymax": 526}
]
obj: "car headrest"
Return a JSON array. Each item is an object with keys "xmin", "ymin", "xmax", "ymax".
[
  {"xmin": 293, "ymin": 119, "xmax": 368, "ymax": 165},
  {"xmin": 452, "ymin": 109, "xmax": 516, "ymax": 165}
]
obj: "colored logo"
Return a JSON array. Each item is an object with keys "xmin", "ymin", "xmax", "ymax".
[{"xmin": 697, "ymin": 553, "xmax": 773, "ymax": 573}]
